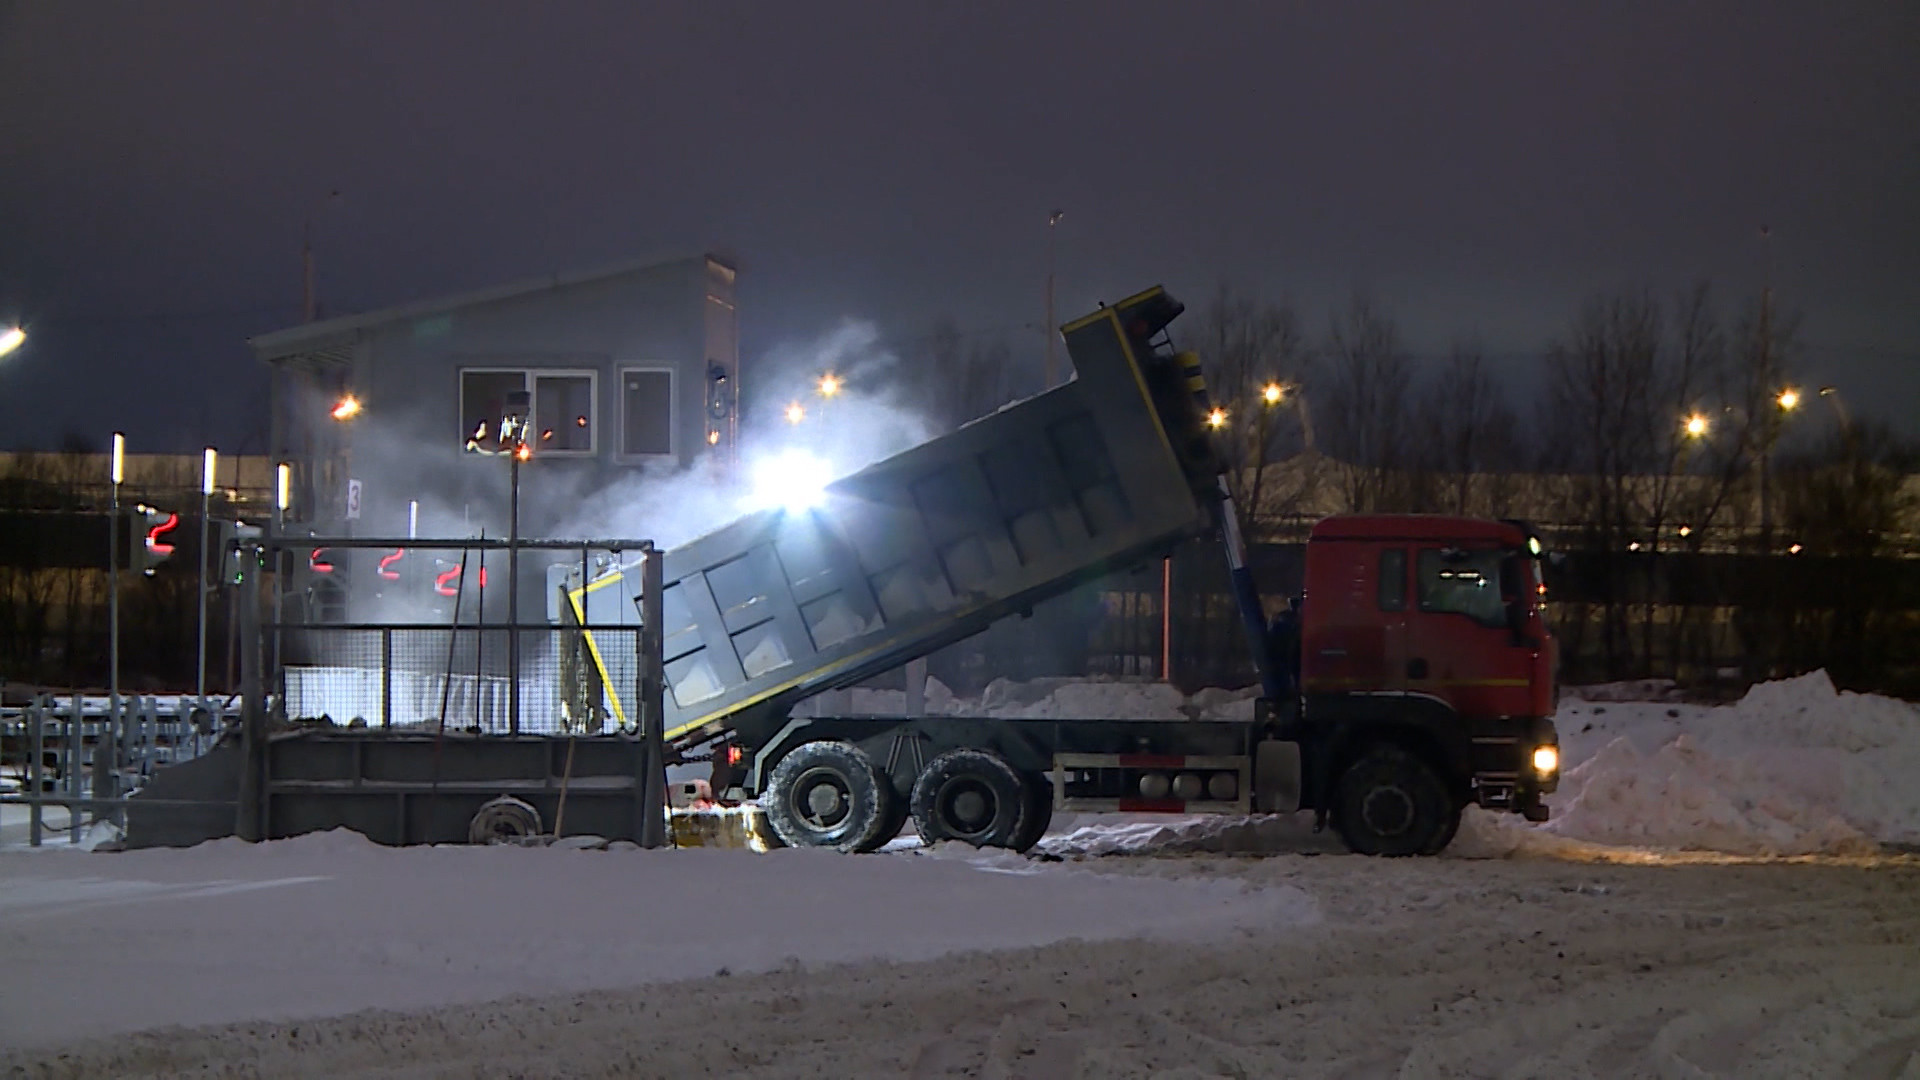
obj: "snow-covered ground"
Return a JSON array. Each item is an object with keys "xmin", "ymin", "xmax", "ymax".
[{"xmin": 2, "ymin": 671, "xmax": 1917, "ymax": 1076}]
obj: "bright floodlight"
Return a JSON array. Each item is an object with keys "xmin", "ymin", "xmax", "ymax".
[
  {"xmin": 817, "ymin": 373, "xmax": 841, "ymax": 398},
  {"xmin": 331, "ymin": 394, "xmax": 362, "ymax": 421},
  {"xmin": 785, "ymin": 401, "xmax": 805, "ymax": 424},
  {"xmin": 1262, "ymin": 383, "xmax": 1284, "ymax": 405},
  {"xmin": 1684, "ymin": 413, "xmax": 1710, "ymax": 438},
  {"xmin": 0, "ymin": 326, "xmax": 23, "ymax": 358},
  {"xmin": 1776, "ymin": 388, "xmax": 1800, "ymax": 411},
  {"xmin": 749, "ymin": 449, "xmax": 832, "ymax": 514}
]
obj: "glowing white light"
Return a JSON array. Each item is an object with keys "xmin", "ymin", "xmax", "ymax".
[
  {"xmin": 748, "ymin": 449, "xmax": 833, "ymax": 514},
  {"xmin": 0, "ymin": 326, "xmax": 23, "ymax": 357},
  {"xmin": 202, "ymin": 448, "xmax": 218, "ymax": 495}
]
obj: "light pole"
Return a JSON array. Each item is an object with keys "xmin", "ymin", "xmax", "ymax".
[
  {"xmin": 1044, "ymin": 209, "xmax": 1064, "ymax": 389},
  {"xmin": 197, "ymin": 448, "xmax": 217, "ymax": 701},
  {"xmin": 502, "ymin": 390, "xmax": 531, "ymax": 736},
  {"xmin": 109, "ymin": 433, "xmax": 124, "ymax": 710}
]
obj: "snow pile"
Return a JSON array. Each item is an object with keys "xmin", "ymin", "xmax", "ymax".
[{"xmin": 1540, "ymin": 670, "xmax": 1920, "ymax": 855}]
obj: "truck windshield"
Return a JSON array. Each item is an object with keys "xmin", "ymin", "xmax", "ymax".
[{"xmin": 1416, "ymin": 548, "xmax": 1508, "ymax": 628}]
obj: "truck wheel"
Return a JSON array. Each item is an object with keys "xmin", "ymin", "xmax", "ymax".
[
  {"xmin": 762, "ymin": 740, "xmax": 893, "ymax": 852},
  {"xmin": 910, "ymin": 749, "xmax": 1025, "ymax": 849},
  {"xmin": 1330, "ymin": 747, "xmax": 1452, "ymax": 857},
  {"xmin": 469, "ymin": 796, "xmax": 543, "ymax": 845},
  {"xmin": 1007, "ymin": 772, "xmax": 1055, "ymax": 853},
  {"xmin": 1421, "ymin": 798, "xmax": 1466, "ymax": 856}
]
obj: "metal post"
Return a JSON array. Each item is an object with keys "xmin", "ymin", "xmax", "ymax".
[
  {"xmin": 65, "ymin": 694, "xmax": 81, "ymax": 845},
  {"xmin": 236, "ymin": 538, "xmax": 266, "ymax": 842},
  {"xmin": 109, "ymin": 476, "xmax": 121, "ymax": 749},
  {"xmin": 638, "ymin": 543, "xmax": 667, "ymax": 849},
  {"xmin": 508, "ymin": 450, "xmax": 520, "ymax": 735},
  {"xmin": 28, "ymin": 695, "xmax": 44, "ymax": 847}
]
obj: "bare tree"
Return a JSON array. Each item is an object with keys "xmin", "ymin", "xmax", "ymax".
[
  {"xmin": 1408, "ymin": 342, "xmax": 1523, "ymax": 516},
  {"xmin": 1319, "ymin": 292, "xmax": 1414, "ymax": 512},
  {"xmin": 1187, "ymin": 284, "xmax": 1316, "ymax": 539}
]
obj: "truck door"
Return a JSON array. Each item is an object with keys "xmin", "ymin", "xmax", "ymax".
[
  {"xmin": 1301, "ymin": 544, "xmax": 1408, "ymax": 697},
  {"xmin": 1408, "ymin": 546, "xmax": 1533, "ymax": 716}
]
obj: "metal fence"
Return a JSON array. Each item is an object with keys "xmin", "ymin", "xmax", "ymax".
[
  {"xmin": 0, "ymin": 693, "xmax": 239, "ymax": 847},
  {"xmin": 267, "ymin": 536, "xmax": 657, "ymax": 737}
]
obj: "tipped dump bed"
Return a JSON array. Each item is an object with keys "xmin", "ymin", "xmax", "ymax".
[{"xmin": 558, "ymin": 288, "xmax": 1216, "ymax": 751}]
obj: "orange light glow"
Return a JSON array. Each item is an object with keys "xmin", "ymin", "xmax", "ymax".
[
  {"xmin": 1206, "ymin": 407, "xmax": 1228, "ymax": 429},
  {"xmin": 707, "ymin": 430, "xmax": 720, "ymax": 445},
  {"xmin": 818, "ymin": 373, "xmax": 842, "ymax": 397},
  {"xmin": 514, "ymin": 444, "xmax": 532, "ymax": 462},
  {"xmin": 1262, "ymin": 383, "xmax": 1284, "ymax": 405},
  {"xmin": 330, "ymin": 394, "xmax": 362, "ymax": 421}
]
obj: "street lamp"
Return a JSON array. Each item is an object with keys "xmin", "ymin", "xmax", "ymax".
[
  {"xmin": 1206, "ymin": 406, "xmax": 1228, "ymax": 429},
  {"xmin": 197, "ymin": 448, "xmax": 217, "ymax": 700},
  {"xmin": 1776, "ymin": 388, "xmax": 1800, "ymax": 411},
  {"xmin": 1262, "ymin": 382, "xmax": 1285, "ymax": 406},
  {"xmin": 1684, "ymin": 413, "xmax": 1711, "ymax": 438},
  {"xmin": 785, "ymin": 401, "xmax": 805, "ymax": 425},
  {"xmin": 0, "ymin": 326, "xmax": 23, "ymax": 358},
  {"xmin": 817, "ymin": 373, "xmax": 841, "ymax": 398},
  {"xmin": 330, "ymin": 394, "xmax": 362, "ymax": 421}
]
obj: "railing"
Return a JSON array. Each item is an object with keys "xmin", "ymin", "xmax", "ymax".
[{"xmin": 0, "ymin": 693, "xmax": 240, "ymax": 847}]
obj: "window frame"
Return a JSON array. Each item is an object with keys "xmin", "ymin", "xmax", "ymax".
[
  {"xmin": 618, "ymin": 365, "xmax": 677, "ymax": 460},
  {"xmin": 457, "ymin": 366, "xmax": 600, "ymax": 457}
]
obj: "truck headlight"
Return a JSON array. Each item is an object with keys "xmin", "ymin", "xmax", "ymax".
[{"xmin": 1531, "ymin": 745, "xmax": 1559, "ymax": 776}]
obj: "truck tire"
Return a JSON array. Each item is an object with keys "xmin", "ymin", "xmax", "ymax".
[
  {"xmin": 469, "ymin": 796, "xmax": 543, "ymax": 845},
  {"xmin": 1007, "ymin": 771, "xmax": 1055, "ymax": 853},
  {"xmin": 762, "ymin": 740, "xmax": 894, "ymax": 852},
  {"xmin": 910, "ymin": 749, "xmax": 1026, "ymax": 849},
  {"xmin": 1330, "ymin": 747, "xmax": 1454, "ymax": 857},
  {"xmin": 1421, "ymin": 798, "xmax": 1466, "ymax": 856}
]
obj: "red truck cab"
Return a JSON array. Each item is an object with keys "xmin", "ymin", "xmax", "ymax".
[{"xmin": 1280, "ymin": 514, "xmax": 1559, "ymax": 852}]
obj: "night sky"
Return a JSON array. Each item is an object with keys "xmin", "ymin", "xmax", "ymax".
[{"xmin": 1, "ymin": 1, "xmax": 1915, "ymax": 453}]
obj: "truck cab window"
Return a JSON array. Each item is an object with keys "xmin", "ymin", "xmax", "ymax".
[
  {"xmin": 1378, "ymin": 548, "xmax": 1407, "ymax": 611},
  {"xmin": 1417, "ymin": 548, "xmax": 1507, "ymax": 628}
]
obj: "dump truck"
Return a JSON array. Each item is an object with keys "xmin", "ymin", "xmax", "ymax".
[{"xmin": 553, "ymin": 286, "xmax": 1560, "ymax": 856}]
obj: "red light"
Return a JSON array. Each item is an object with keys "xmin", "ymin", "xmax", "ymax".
[
  {"xmin": 144, "ymin": 512, "xmax": 179, "ymax": 556},
  {"xmin": 309, "ymin": 547, "xmax": 333, "ymax": 573},
  {"xmin": 435, "ymin": 563, "xmax": 484, "ymax": 595},
  {"xmin": 378, "ymin": 549, "xmax": 405, "ymax": 580},
  {"xmin": 726, "ymin": 745, "xmax": 744, "ymax": 766}
]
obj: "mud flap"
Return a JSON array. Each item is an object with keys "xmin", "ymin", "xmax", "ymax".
[{"xmin": 1253, "ymin": 739, "xmax": 1301, "ymax": 813}]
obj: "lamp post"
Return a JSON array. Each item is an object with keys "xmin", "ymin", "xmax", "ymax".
[
  {"xmin": 1044, "ymin": 209, "xmax": 1064, "ymax": 389},
  {"xmin": 502, "ymin": 390, "xmax": 531, "ymax": 736},
  {"xmin": 273, "ymin": 462, "xmax": 291, "ymax": 712},
  {"xmin": 109, "ymin": 429, "xmax": 124, "ymax": 704},
  {"xmin": 197, "ymin": 448, "xmax": 217, "ymax": 701}
]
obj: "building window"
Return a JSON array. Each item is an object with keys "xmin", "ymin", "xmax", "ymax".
[
  {"xmin": 621, "ymin": 368, "xmax": 674, "ymax": 457},
  {"xmin": 1416, "ymin": 547, "xmax": 1506, "ymax": 628},
  {"xmin": 535, "ymin": 374, "xmax": 594, "ymax": 451},
  {"xmin": 459, "ymin": 368, "xmax": 596, "ymax": 454}
]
